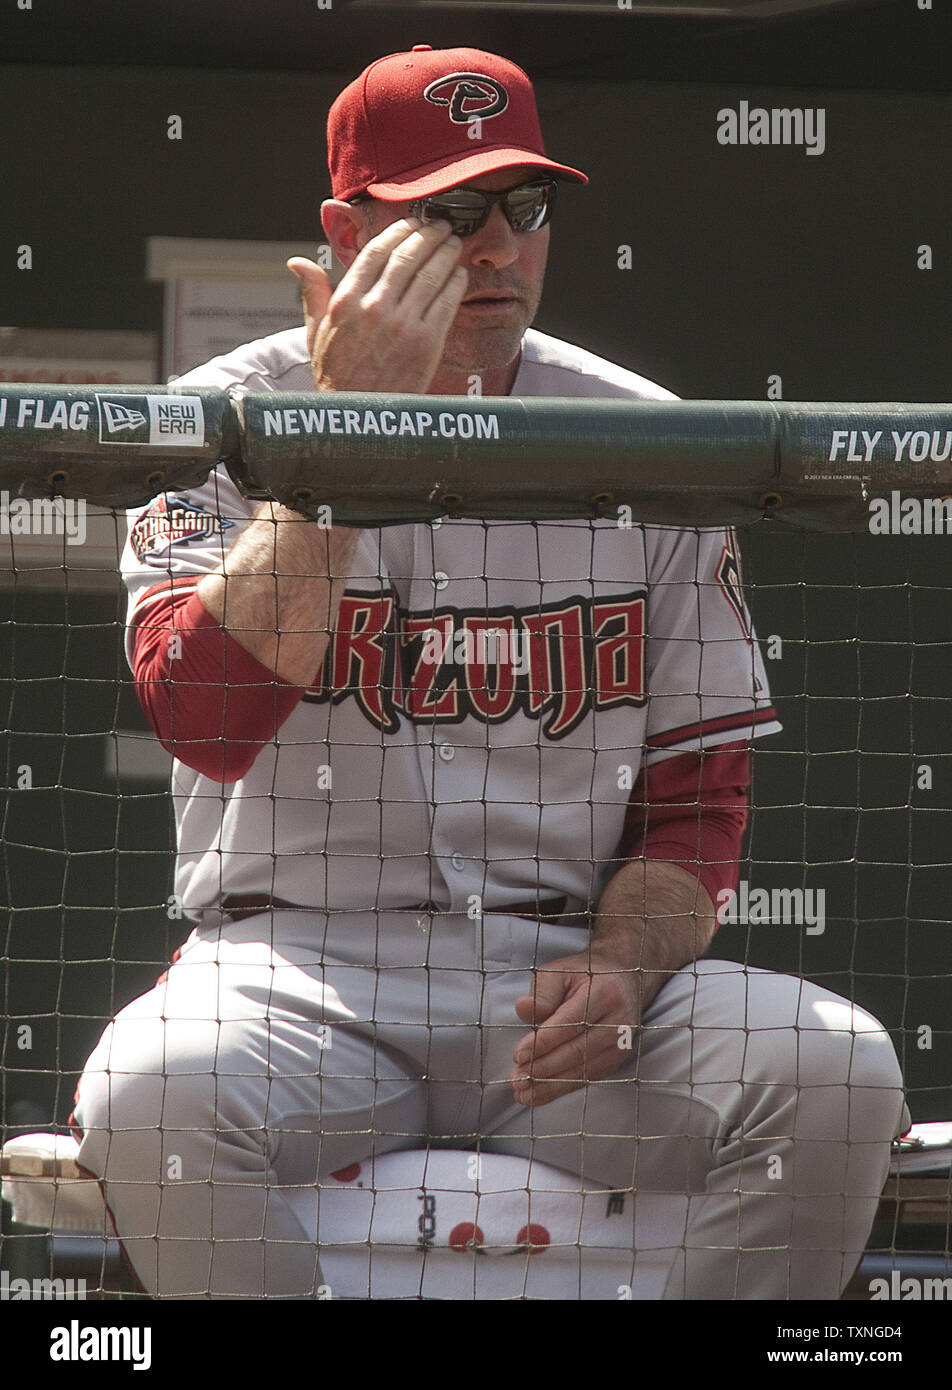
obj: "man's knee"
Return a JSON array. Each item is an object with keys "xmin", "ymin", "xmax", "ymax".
[
  {"xmin": 672, "ymin": 963, "xmax": 904, "ymax": 1092},
  {"xmin": 741, "ymin": 973, "xmax": 905, "ymax": 1128},
  {"xmin": 74, "ymin": 1008, "xmax": 224, "ymax": 1192}
]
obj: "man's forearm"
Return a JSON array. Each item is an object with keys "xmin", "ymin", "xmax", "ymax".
[
  {"xmin": 591, "ymin": 859, "xmax": 718, "ymax": 1014},
  {"xmin": 197, "ymin": 502, "xmax": 361, "ymax": 687}
]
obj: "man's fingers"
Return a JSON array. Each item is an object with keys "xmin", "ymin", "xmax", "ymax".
[
  {"xmin": 509, "ymin": 956, "xmax": 640, "ymax": 1106},
  {"xmin": 297, "ymin": 219, "xmax": 466, "ymax": 393},
  {"xmin": 514, "ymin": 967, "xmax": 573, "ymax": 1030},
  {"xmin": 372, "ymin": 221, "xmax": 461, "ymax": 304},
  {"xmin": 512, "ymin": 957, "xmax": 597, "ymax": 1057},
  {"xmin": 514, "ymin": 986, "xmax": 562, "ymax": 1027},
  {"xmin": 514, "ymin": 995, "xmax": 537, "ymax": 1026},
  {"xmin": 344, "ymin": 217, "xmax": 437, "ymax": 297},
  {"xmin": 513, "ymin": 985, "xmax": 608, "ymax": 1066},
  {"xmin": 514, "ymin": 991, "xmax": 588, "ymax": 1062},
  {"xmin": 514, "ymin": 1020, "xmax": 620, "ymax": 1083},
  {"xmin": 393, "ymin": 234, "xmax": 464, "ymax": 315},
  {"xmin": 510, "ymin": 1041, "xmax": 623, "ymax": 1108},
  {"xmin": 421, "ymin": 263, "xmax": 470, "ymax": 329}
]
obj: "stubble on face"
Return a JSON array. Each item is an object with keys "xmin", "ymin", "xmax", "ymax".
[{"xmin": 440, "ymin": 253, "xmax": 547, "ymax": 377}]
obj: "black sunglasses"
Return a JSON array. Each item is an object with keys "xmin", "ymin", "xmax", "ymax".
[{"xmin": 407, "ymin": 179, "xmax": 558, "ymax": 238}]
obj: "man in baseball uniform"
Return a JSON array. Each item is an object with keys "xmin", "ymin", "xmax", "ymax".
[{"xmin": 72, "ymin": 45, "xmax": 907, "ymax": 1300}]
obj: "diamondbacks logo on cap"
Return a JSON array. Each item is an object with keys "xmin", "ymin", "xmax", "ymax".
[{"xmin": 423, "ymin": 72, "xmax": 509, "ymax": 124}]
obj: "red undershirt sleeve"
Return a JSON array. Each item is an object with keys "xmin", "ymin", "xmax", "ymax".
[
  {"xmin": 616, "ymin": 741, "xmax": 751, "ymax": 915},
  {"xmin": 129, "ymin": 588, "xmax": 307, "ymax": 782}
]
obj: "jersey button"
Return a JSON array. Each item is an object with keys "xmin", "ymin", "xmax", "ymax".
[
  {"xmin": 438, "ymin": 743, "xmax": 455, "ymax": 761},
  {"xmin": 451, "ymin": 852, "xmax": 465, "ymax": 871},
  {"xmin": 433, "ymin": 571, "xmax": 449, "ymax": 590}
]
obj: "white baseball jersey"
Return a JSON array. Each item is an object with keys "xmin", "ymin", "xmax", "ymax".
[{"xmin": 120, "ymin": 326, "xmax": 780, "ymax": 923}]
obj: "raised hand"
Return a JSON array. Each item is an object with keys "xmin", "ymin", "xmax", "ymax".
[{"xmin": 288, "ymin": 218, "xmax": 469, "ymax": 395}]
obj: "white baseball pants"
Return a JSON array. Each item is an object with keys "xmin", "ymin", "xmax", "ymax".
[{"xmin": 73, "ymin": 908, "xmax": 907, "ymax": 1299}]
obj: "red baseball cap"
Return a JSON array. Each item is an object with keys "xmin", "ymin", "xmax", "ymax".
[{"xmin": 327, "ymin": 44, "xmax": 588, "ymax": 201}]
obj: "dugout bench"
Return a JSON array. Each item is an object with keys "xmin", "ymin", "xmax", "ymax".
[{"xmin": 2, "ymin": 1125, "xmax": 950, "ymax": 1300}]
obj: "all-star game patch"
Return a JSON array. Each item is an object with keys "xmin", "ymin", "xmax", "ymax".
[{"xmin": 130, "ymin": 495, "xmax": 233, "ymax": 566}]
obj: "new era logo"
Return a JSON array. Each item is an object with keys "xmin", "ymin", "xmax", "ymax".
[
  {"xmin": 101, "ymin": 401, "xmax": 147, "ymax": 434},
  {"xmin": 96, "ymin": 394, "xmax": 206, "ymax": 449}
]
